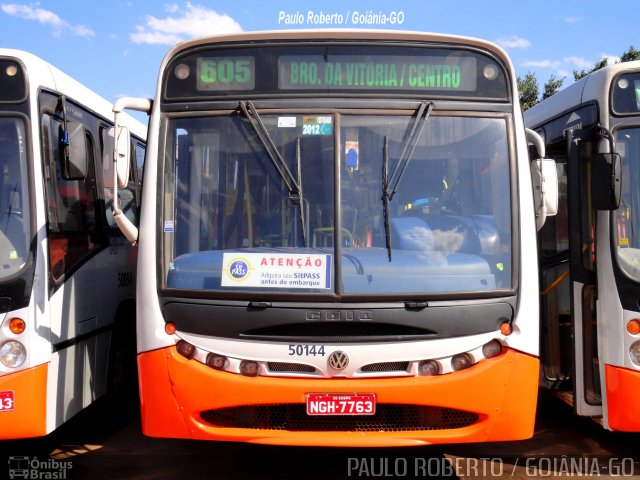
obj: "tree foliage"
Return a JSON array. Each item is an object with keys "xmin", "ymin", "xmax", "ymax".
[
  {"xmin": 620, "ymin": 45, "xmax": 640, "ymax": 62},
  {"xmin": 542, "ymin": 75, "xmax": 564, "ymax": 100},
  {"xmin": 520, "ymin": 44, "xmax": 638, "ymax": 110},
  {"xmin": 517, "ymin": 72, "xmax": 539, "ymax": 111}
]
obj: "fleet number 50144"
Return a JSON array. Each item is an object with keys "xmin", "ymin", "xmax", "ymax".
[{"xmin": 288, "ymin": 344, "xmax": 326, "ymax": 356}]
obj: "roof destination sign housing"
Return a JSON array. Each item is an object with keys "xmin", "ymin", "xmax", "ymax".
[{"xmin": 165, "ymin": 43, "xmax": 508, "ymax": 100}]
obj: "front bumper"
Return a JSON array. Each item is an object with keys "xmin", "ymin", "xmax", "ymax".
[
  {"xmin": 137, "ymin": 346, "xmax": 539, "ymax": 447},
  {"xmin": 0, "ymin": 363, "xmax": 47, "ymax": 439},
  {"xmin": 605, "ymin": 364, "xmax": 640, "ymax": 432}
]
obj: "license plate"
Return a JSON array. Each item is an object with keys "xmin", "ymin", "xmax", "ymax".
[
  {"xmin": 306, "ymin": 393, "xmax": 376, "ymax": 416},
  {"xmin": 0, "ymin": 391, "xmax": 15, "ymax": 411}
]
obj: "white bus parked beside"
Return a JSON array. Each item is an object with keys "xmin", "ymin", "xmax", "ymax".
[{"xmin": 0, "ymin": 49, "xmax": 146, "ymax": 438}]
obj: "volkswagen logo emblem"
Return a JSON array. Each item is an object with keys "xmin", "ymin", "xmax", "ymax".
[{"xmin": 328, "ymin": 351, "xmax": 349, "ymax": 370}]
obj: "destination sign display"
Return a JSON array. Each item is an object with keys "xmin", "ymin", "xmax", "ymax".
[
  {"xmin": 197, "ymin": 57, "xmax": 255, "ymax": 91},
  {"xmin": 278, "ymin": 55, "xmax": 476, "ymax": 91},
  {"xmin": 165, "ymin": 44, "xmax": 508, "ymax": 100}
]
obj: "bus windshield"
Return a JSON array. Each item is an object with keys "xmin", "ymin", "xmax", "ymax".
[
  {"xmin": 0, "ymin": 117, "xmax": 30, "ymax": 279},
  {"xmin": 162, "ymin": 110, "xmax": 512, "ymax": 296}
]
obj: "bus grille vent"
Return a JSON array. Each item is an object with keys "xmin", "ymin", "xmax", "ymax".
[
  {"xmin": 200, "ymin": 404, "xmax": 479, "ymax": 432},
  {"xmin": 267, "ymin": 362, "xmax": 317, "ymax": 374},
  {"xmin": 360, "ymin": 361, "xmax": 410, "ymax": 373}
]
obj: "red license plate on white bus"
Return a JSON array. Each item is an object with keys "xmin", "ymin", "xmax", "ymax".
[
  {"xmin": 0, "ymin": 391, "xmax": 15, "ymax": 411},
  {"xmin": 306, "ymin": 393, "xmax": 376, "ymax": 416}
]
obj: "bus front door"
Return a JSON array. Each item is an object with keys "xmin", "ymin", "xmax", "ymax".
[{"xmin": 565, "ymin": 127, "xmax": 603, "ymax": 417}]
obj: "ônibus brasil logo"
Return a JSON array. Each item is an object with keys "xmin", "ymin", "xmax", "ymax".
[{"xmin": 226, "ymin": 258, "xmax": 252, "ymax": 282}]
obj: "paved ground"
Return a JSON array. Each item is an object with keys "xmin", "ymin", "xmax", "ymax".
[{"xmin": 1, "ymin": 393, "xmax": 639, "ymax": 479}]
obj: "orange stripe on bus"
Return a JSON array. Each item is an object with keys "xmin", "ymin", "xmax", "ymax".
[
  {"xmin": 605, "ymin": 364, "xmax": 640, "ymax": 432},
  {"xmin": 0, "ymin": 363, "xmax": 48, "ymax": 439},
  {"xmin": 138, "ymin": 346, "xmax": 539, "ymax": 446}
]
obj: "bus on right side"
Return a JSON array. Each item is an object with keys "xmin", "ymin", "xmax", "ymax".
[{"xmin": 525, "ymin": 60, "xmax": 640, "ymax": 431}]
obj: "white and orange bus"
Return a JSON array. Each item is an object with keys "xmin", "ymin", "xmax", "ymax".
[
  {"xmin": 0, "ymin": 49, "xmax": 146, "ymax": 439},
  {"xmin": 525, "ymin": 60, "xmax": 640, "ymax": 431},
  {"xmin": 113, "ymin": 30, "xmax": 555, "ymax": 446}
]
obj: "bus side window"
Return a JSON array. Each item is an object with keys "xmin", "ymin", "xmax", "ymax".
[
  {"xmin": 133, "ymin": 142, "xmax": 145, "ymax": 209},
  {"xmin": 135, "ymin": 142, "xmax": 145, "ymax": 187},
  {"xmin": 540, "ymin": 158, "xmax": 568, "ymax": 255},
  {"xmin": 42, "ymin": 111, "xmax": 102, "ymax": 285}
]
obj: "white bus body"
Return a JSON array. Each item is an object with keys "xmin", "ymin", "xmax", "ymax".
[
  {"xmin": 525, "ymin": 60, "xmax": 640, "ymax": 431},
  {"xmin": 0, "ymin": 49, "xmax": 146, "ymax": 438}
]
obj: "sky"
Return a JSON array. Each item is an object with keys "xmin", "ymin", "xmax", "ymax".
[{"xmin": 0, "ymin": 0, "xmax": 637, "ymax": 116}]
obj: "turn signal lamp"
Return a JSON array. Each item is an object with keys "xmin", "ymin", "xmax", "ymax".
[
  {"xmin": 240, "ymin": 360, "xmax": 260, "ymax": 377},
  {"xmin": 500, "ymin": 322, "xmax": 512, "ymax": 336},
  {"xmin": 9, "ymin": 318, "xmax": 26, "ymax": 335},
  {"xmin": 627, "ymin": 319, "xmax": 640, "ymax": 335},
  {"xmin": 451, "ymin": 352, "xmax": 474, "ymax": 371},
  {"xmin": 165, "ymin": 322, "xmax": 177, "ymax": 335},
  {"xmin": 176, "ymin": 340, "xmax": 196, "ymax": 359},
  {"xmin": 206, "ymin": 353, "xmax": 228, "ymax": 371}
]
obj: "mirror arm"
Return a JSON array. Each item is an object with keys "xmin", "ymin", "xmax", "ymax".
[
  {"xmin": 114, "ymin": 207, "xmax": 139, "ymax": 245},
  {"xmin": 113, "ymin": 97, "xmax": 152, "ymax": 114},
  {"xmin": 111, "ymin": 97, "xmax": 150, "ymax": 245},
  {"xmin": 526, "ymin": 128, "xmax": 545, "ymax": 158},
  {"xmin": 593, "ymin": 123, "xmax": 616, "ymax": 153}
]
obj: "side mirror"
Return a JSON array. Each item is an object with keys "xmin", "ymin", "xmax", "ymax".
[
  {"xmin": 60, "ymin": 121, "xmax": 87, "ymax": 180},
  {"xmin": 591, "ymin": 152, "xmax": 621, "ymax": 210},
  {"xmin": 531, "ymin": 158, "xmax": 559, "ymax": 231},
  {"xmin": 526, "ymin": 128, "xmax": 558, "ymax": 230},
  {"xmin": 104, "ymin": 126, "xmax": 131, "ymax": 189}
]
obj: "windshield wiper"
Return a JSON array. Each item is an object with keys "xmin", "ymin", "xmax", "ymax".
[
  {"xmin": 381, "ymin": 101, "xmax": 434, "ymax": 262},
  {"xmin": 239, "ymin": 100, "xmax": 307, "ymax": 246},
  {"xmin": 382, "ymin": 135, "xmax": 392, "ymax": 261},
  {"xmin": 294, "ymin": 136, "xmax": 307, "ymax": 245}
]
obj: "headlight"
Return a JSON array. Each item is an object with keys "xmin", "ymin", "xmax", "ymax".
[
  {"xmin": 240, "ymin": 360, "xmax": 260, "ymax": 377},
  {"xmin": 206, "ymin": 353, "xmax": 228, "ymax": 371},
  {"xmin": 176, "ymin": 340, "xmax": 196, "ymax": 359},
  {"xmin": 451, "ymin": 352, "xmax": 474, "ymax": 371},
  {"xmin": 482, "ymin": 339, "xmax": 503, "ymax": 359},
  {"xmin": 417, "ymin": 360, "xmax": 440, "ymax": 376},
  {"xmin": 0, "ymin": 341, "xmax": 27, "ymax": 368},
  {"xmin": 630, "ymin": 341, "xmax": 640, "ymax": 367}
]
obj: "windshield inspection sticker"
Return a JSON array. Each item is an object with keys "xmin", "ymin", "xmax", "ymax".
[
  {"xmin": 278, "ymin": 116, "xmax": 297, "ymax": 128},
  {"xmin": 221, "ymin": 252, "xmax": 331, "ymax": 289},
  {"xmin": 302, "ymin": 116, "xmax": 333, "ymax": 136}
]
